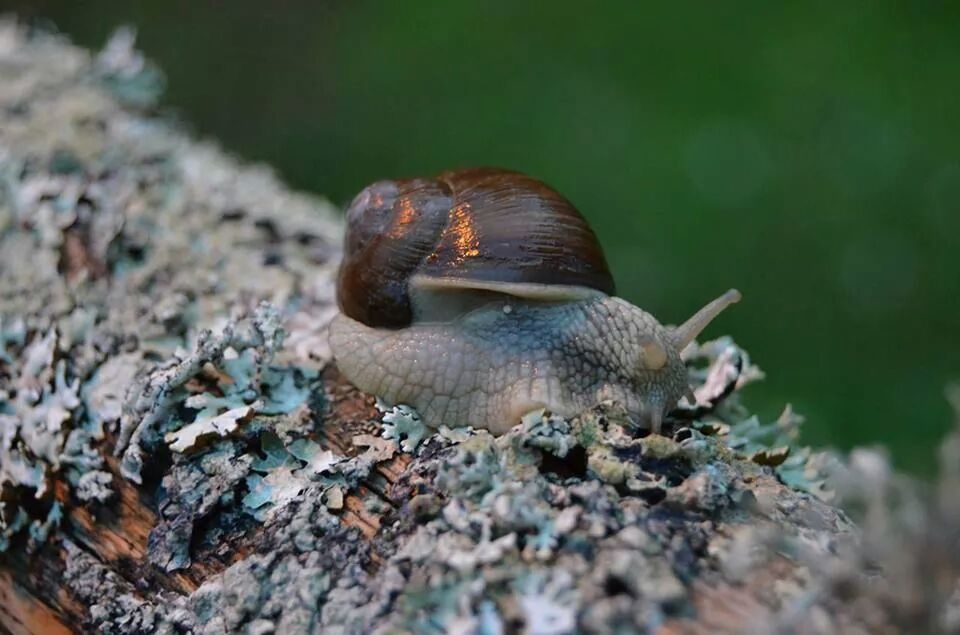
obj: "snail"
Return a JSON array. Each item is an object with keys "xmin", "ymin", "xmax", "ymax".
[{"xmin": 329, "ymin": 167, "xmax": 740, "ymax": 435}]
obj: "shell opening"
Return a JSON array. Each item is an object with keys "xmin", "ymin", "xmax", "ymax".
[{"xmin": 672, "ymin": 289, "xmax": 742, "ymax": 350}]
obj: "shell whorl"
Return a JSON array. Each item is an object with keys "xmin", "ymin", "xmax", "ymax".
[{"xmin": 337, "ymin": 168, "xmax": 615, "ymax": 328}]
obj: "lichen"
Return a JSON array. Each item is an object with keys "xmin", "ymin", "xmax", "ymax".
[
  {"xmin": 116, "ymin": 302, "xmax": 309, "ymax": 482},
  {"xmin": 379, "ymin": 400, "xmax": 430, "ymax": 453},
  {"xmin": 242, "ymin": 431, "xmax": 343, "ymax": 521},
  {"xmin": 116, "ymin": 329, "xmax": 846, "ymax": 633},
  {"xmin": 150, "ymin": 442, "xmax": 255, "ymax": 572},
  {"xmin": 677, "ymin": 336, "xmax": 835, "ymax": 498},
  {"xmin": 0, "ymin": 325, "xmax": 111, "ymax": 536},
  {"xmin": 0, "ymin": 19, "xmax": 340, "ymax": 553},
  {"xmin": 64, "ymin": 540, "xmax": 195, "ymax": 634},
  {"xmin": 62, "ymin": 326, "xmax": 845, "ymax": 633},
  {"xmin": 165, "ymin": 402, "xmax": 261, "ymax": 454}
]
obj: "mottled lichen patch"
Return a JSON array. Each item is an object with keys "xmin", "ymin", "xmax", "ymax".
[
  {"xmin": 247, "ymin": 341, "xmax": 838, "ymax": 634},
  {"xmin": 378, "ymin": 400, "xmax": 429, "ymax": 453},
  {"xmin": 0, "ymin": 21, "xmax": 340, "ymax": 554},
  {"xmin": 115, "ymin": 302, "xmax": 319, "ymax": 482},
  {"xmin": 675, "ymin": 336, "xmax": 834, "ymax": 498},
  {"xmin": 62, "ymin": 330, "xmax": 835, "ymax": 632},
  {"xmin": 0, "ymin": 323, "xmax": 111, "ymax": 542}
]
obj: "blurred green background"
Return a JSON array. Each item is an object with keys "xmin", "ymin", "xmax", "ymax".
[{"xmin": 6, "ymin": 1, "xmax": 959, "ymax": 472}]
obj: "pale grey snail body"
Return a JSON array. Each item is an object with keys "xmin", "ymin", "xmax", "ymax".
[{"xmin": 329, "ymin": 168, "xmax": 740, "ymax": 434}]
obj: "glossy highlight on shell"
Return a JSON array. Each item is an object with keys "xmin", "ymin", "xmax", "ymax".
[{"xmin": 337, "ymin": 167, "xmax": 615, "ymax": 328}]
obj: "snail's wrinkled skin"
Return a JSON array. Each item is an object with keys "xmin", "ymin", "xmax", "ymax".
[{"xmin": 330, "ymin": 295, "xmax": 690, "ymax": 434}]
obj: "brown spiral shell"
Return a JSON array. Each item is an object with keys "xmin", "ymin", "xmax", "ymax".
[{"xmin": 337, "ymin": 167, "xmax": 615, "ymax": 328}]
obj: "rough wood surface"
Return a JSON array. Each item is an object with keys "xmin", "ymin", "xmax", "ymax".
[{"xmin": 1, "ymin": 21, "xmax": 958, "ymax": 635}]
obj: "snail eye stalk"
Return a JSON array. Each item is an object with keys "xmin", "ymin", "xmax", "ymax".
[{"xmin": 672, "ymin": 289, "xmax": 741, "ymax": 350}]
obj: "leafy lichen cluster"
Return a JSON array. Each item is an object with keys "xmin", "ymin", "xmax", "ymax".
[
  {"xmin": 0, "ymin": 20, "xmax": 341, "ymax": 557},
  {"xmin": 62, "ymin": 327, "xmax": 854, "ymax": 634}
]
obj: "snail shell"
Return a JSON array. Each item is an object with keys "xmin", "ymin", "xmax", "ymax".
[{"xmin": 337, "ymin": 167, "xmax": 616, "ymax": 327}]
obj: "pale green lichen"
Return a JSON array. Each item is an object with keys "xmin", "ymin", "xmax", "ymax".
[
  {"xmin": 0, "ymin": 19, "xmax": 341, "ymax": 554},
  {"xmin": 243, "ymin": 432, "xmax": 343, "ymax": 521},
  {"xmin": 150, "ymin": 442, "xmax": 256, "ymax": 572},
  {"xmin": 516, "ymin": 571, "xmax": 579, "ymax": 635},
  {"xmin": 0, "ymin": 503, "xmax": 62, "ymax": 554},
  {"xmin": 679, "ymin": 337, "xmax": 835, "ymax": 498},
  {"xmin": 165, "ymin": 401, "xmax": 262, "ymax": 453},
  {"xmin": 153, "ymin": 310, "xmax": 318, "ymax": 457},
  {"xmin": 0, "ymin": 325, "xmax": 113, "ymax": 534},
  {"xmin": 94, "ymin": 26, "xmax": 166, "ymax": 108},
  {"xmin": 379, "ymin": 400, "xmax": 430, "ymax": 453},
  {"xmin": 117, "ymin": 302, "xmax": 307, "ymax": 481}
]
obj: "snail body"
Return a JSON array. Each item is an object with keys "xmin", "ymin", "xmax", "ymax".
[{"xmin": 330, "ymin": 168, "xmax": 740, "ymax": 434}]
